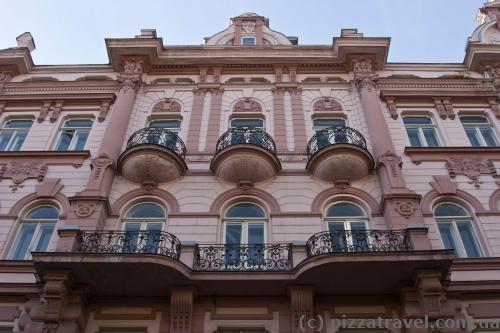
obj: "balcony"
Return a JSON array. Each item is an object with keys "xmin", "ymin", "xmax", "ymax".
[
  {"xmin": 118, "ymin": 127, "xmax": 187, "ymax": 184},
  {"xmin": 306, "ymin": 126, "xmax": 374, "ymax": 182},
  {"xmin": 210, "ymin": 127, "xmax": 281, "ymax": 183},
  {"xmin": 193, "ymin": 243, "xmax": 292, "ymax": 271}
]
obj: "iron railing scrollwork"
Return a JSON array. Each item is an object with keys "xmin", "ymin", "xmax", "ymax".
[
  {"xmin": 194, "ymin": 243, "xmax": 292, "ymax": 271},
  {"xmin": 306, "ymin": 230, "xmax": 411, "ymax": 257},
  {"xmin": 126, "ymin": 127, "xmax": 186, "ymax": 159},
  {"xmin": 76, "ymin": 230, "xmax": 182, "ymax": 260},
  {"xmin": 306, "ymin": 126, "xmax": 367, "ymax": 160},
  {"xmin": 215, "ymin": 127, "xmax": 277, "ymax": 155}
]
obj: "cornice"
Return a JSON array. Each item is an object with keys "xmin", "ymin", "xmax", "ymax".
[
  {"xmin": 451, "ymin": 257, "xmax": 500, "ymax": 271},
  {"xmin": 378, "ymin": 78, "xmax": 494, "ymax": 90},
  {"xmin": 0, "ymin": 150, "xmax": 91, "ymax": 167},
  {"xmin": 404, "ymin": 146, "xmax": 500, "ymax": 164}
]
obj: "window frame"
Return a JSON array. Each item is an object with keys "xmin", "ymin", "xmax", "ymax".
[
  {"xmin": 9, "ymin": 205, "xmax": 59, "ymax": 260},
  {"xmin": 434, "ymin": 202, "xmax": 483, "ymax": 258},
  {"xmin": 312, "ymin": 117, "xmax": 346, "ymax": 132},
  {"xmin": 229, "ymin": 118, "xmax": 265, "ymax": 129},
  {"xmin": 148, "ymin": 119, "xmax": 182, "ymax": 134},
  {"xmin": 403, "ymin": 116, "xmax": 441, "ymax": 147},
  {"xmin": 460, "ymin": 115, "xmax": 499, "ymax": 147},
  {"xmin": 222, "ymin": 202, "xmax": 267, "ymax": 245},
  {"xmin": 53, "ymin": 118, "xmax": 93, "ymax": 151},
  {"xmin": 324, "ymin": 201, "xmax": 369, "ymax": 251},
  {"xmin": 0, "ymin": 118, "xmax": 34, "ymax": 151},
  {"xmin": 122, "ymin": 202, "xmax": 167, "ymax": 231},
  {"xmin": 241, "ymin": 37, "xmax": 256, "ymax": 46}
]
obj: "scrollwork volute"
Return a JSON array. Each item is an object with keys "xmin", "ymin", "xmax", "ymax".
[{"xmin": 446, "ymin": 157, "xmax": 497, "ymax": 188}]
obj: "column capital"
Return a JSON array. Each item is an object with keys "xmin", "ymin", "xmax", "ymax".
[
  {"xmin": 352, "ymin": 58, "xmax": 379, "ymax": 91},
  {"xmin": 117, "ymin": 58, "xmax": 143, "ymax": 92}
]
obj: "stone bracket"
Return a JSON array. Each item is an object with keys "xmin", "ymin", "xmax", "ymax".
[{"xmin": 170, "ymin": 286, "xmax": 195, "ymax": 333}]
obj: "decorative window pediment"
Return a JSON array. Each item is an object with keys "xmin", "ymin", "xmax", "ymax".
[
  {"xmin": 233, "ymin": 98, "xmax": 262, "ymax": 113},
  {"xmin": 152, "ymin": 99, "xmax": 182, "ymax": 113},
  {"xmin": 313, "ymin": 98, "xmax": 343, "ymax": 112}
]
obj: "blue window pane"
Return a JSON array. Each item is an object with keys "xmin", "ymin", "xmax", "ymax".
[
  {"xmin": 406, "ymin": 128, "xmax": 421, "ymax": 147},
  {"xmin": 457, "ymin": 222, "xmax": 481, "ymax": 257},
  {"xmin": 0, "ymin": 132, "xmax": 13, "ymax": 151},
  {"xmin": 5, "ymin": 120, "xmax": 33, "ymax": 128},
  {"xmin": 123, "ymin": 223, "xmax": 141, "ymax": 252},
  {"xmin": 438, "ymin": 223, "xmax": 459, "ymax": 256},
  {"xmin": 65, "ymin": 120, "xmax": 93, "ymax": 128},
  {"xmin": 225, "ymin": 224, "xmax": 242, "ymax": 245},
  {"xmin": 434, "ymin": 203, "xmax": 468, "ymax": 217},
  {"xmin": 422, "ymin": 128, "xmax": 439, "ymax": 146},
  {"xmin": 242, "ymin": 38, "xmax": 255, "ymax": 46},
  {"xmin": 460, "ymin": 117, "xmax": 488, "ymax": 124},
  {"xmin": 149, "ymin": 120, "xmax": 181, "ymax": 129},
  {"xmin": 350, "ymin": 222, "xmax": 369, "ymax": 252},
  {"xmin": 74, "ymin": 132, "xmax": 89, "ymax": 150},
  {"xmin": 326, "ymin": 203, "xmax": 364, "ymax": 217},
  {"xmin": 313, "ymin": 119, "xmax": 346, "ymax": 128},
  {"xmin": 480, "ymin": 128, "xmax": 498, "ymax": 146},
  {"xmin": 225, "ymin": 224, "xmax": 242, "ymax": 266},
  {"xmin": 327, "ymin": 223, "xmax": 348, "ymax": 252},
  {"xmin": 226, "ymin": 203, "xmax": 265, "ymax": 218},
  {"xmin": 26, "ymin": 206, "xmax": 59, "ymax": 220},
  {"xmin": 403, "ymin": 117, "xmax": 432, "ymax": 125},
  {"xmin": 56, "ymin": 131, "xmax": 73, "ymax": 151},
  {"xmin": 465, "ymin": 128, "xmax": 481, "ymax": 147},
  {"xmin": 126, "ymin": 203, "xmax": 165, "ymax": 218},
  {"xmin": 11, "ymin": 224, "xmax": 37, "ymax": 260},
  {"xmin": 248, "ymin": 224, "xmax": 264, "ymax": 245},
  {"xmin": 10, "ymin": 132, "xmax": 27, "ymax": 151},
  {"xmin": 230, "ymin": 119, "xmax": 263, "ymax": 128},
  {"xmin": 33, "ymin": 224, "xmax": 55, "ymax": 252}
]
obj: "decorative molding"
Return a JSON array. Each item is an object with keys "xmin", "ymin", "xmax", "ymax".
[
  {"xmin": 0, "ymin": 151, "xmax": 90, "ymax": 167},
  {"xmin": 210, "ymin": 188, "xmax": 281, "ymax": 215},
  {"xmin": 312, "ymin": 97, "xmax": 343, "ymax": 112},
  {"xmin": 482, "ymin": 62, "xmax": 500, "ymax": 79},
  {"xmin": 49, "ymin": 100, "xmax": 64, "ymax": 123},
  {"xmin": 36, "ymin": 178, "xmax": 64, "ymax": 197},
  {"xmin": 433, "ymin": 98, "xmax": 455, "ymax": 120},
  {"xmin": 430, "ymin": 175, "xmax": 457, "ymax": 195},
  {"xmin": 98, "ymin": 100, "xmax": 111, "ymax": 122},
  {"xmin": 170, "ymin": 287, "xmax": 194, "ymax": 333},
  {"xmin": 117, "ymin": 59, "xmax": 143, "ymax": 92},
  {"xmin": 38, "ymin": 100, "xmax": 52, "ymax": 123},
  {"xmin": 288, "ymin": 286, "xmax": 314, "ymax": 333},
  {"xmin": 488, "ymin": 97, "xmax": 500, "ymax": 119},
  {"xmin": 90, "ymin": 157, "xmax": 114, "ymax": 180},
  {"xmin": 0, "ymin": 160, "xmax": 47, "ymax": 192},
  {"xmin": 446, "ymin": 157, "xmax": 497, "ymax": 188},
  {"xmin": 378, "ymin": 78, "xmax": 495, "ymax": 91},
  {"xmin": 421, "ymin": 188, "xmax": 486, "ymax": 216},
  {"xmin": 74, "ymin": 202, "xmax": 97, "ymax": 218},
  {"xmin": 152, "ymin": 98, "xmax": 182, "ymax": 113},
  {"xmin": 233, "ymin": 98, "xmax": 262, "ymax": 113},
  {"xmin": 110, "ymin": 187, "xmax": 180, "ymax": 216},
  {"xmin": 311, "ymin": 186, "xmax": 380, "ymax": 215},
  {"xmin": 394, "ymin": 200, "xmax": 417, "ymax": 219},
  {"xmin": 378, "ymin": 151, "xmax": 402, "ymax": 178},
  {"xmin": 416, "ymin": 272, "xmax": 443, "ymax": 316},
  {"xmin": 384, "ymin": 97, "xmax": 398, "ymax": 119},
  {"xmin": 352, "ymin": 58, "xmax": 378, "ymax": 91},
  {"xmin": 404, "ymin": 146, "xmax": 500, "ymax": 164}
]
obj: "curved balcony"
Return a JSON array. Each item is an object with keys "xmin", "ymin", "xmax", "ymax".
[
  {"xmin": 306, "ymin": 229, "xmax": 411, "ymax": 257},
  {"xmin": 118, "ymin": 127, "xmax": 187, "ymax": 184},
  {"xmin": 76, "ymin": 230, "xmax": 182, "ymax": 260},
  {"xmin": 306, "ymin": 126, "xmax": 374, "ymax": 182},
  {"xmin": 210, "ymin": 127, "xmax": 281, "ymax": 183},
  {"xmin": 194, "ymin": 243, "xmax": 292, "ymax": 271}
]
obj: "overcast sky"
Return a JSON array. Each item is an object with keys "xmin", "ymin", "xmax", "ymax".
[{"xmin": 0, "ymin": 0, "xmax": 485, "ymax": 65}]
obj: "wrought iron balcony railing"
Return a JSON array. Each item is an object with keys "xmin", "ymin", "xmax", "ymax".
[
  {"xmin": 306, "ymin": 126, "xmax": 367, "ymax": 160},
  {"xmin": 215, "ymin": 127, "xmax": 277, "ymax": 155},
  {"xmin": 306, "ymin": 230, "xmax": 411, "ymax": 257},
  {"xmin": 194, "ymin": 243, "xmax": 292, "ymax": 271},
  {"xmin": 126, "ymin": 127, "xmax": 186, "ymax": 159},
  {"xmin": 76, "ymin": 230, "xmax": 182, "ymax": 260}
]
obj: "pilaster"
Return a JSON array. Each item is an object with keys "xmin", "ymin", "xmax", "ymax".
[
  {"xmin": 170, "ymin": 287, "xmax": 195, "ymax": 333},
  {"xmin": 288, "ymin": 286, "xmax": 315, "ymax": 333},
  {"xmin": 204, "ymin": 87, "xmax": 224, "ymax": 153},
  {"xmin": 186, "ymin": 88, "xmax": 207, "ymax": 151}
]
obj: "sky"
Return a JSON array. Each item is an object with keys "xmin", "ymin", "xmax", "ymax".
[{"xmin": 0, "ymin": 0, "xmax": 485, "ymax": 65}]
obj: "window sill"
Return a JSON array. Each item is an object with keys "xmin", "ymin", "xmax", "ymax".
[
  {"xmin": 404, "ymin": 146, "xmax": 500, "ymax": 164},
  {"xmin": 0, "ymin": 150, "xmax": 91, "ymax": 167}
]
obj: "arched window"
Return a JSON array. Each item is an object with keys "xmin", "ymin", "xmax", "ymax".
[
  {"xmin": 10, "ymin": 205, "xmax": 59, "ymax": 260},
  {"xmin": 325, "ymin": 202, "xmax": 368, "ymax": 252},
  {"xmin": 434, "ymin": 203, "xmax": 482, "ymax": 257},
  {"xmin": 223, "ymin": 202, "xmax": 267, "ymax": 266},
  {"xmin": 122, "ymin": 202, "xmax": 166, "ymax": 253}
]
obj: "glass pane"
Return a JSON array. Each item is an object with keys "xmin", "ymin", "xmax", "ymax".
[
  {"xmin": 465, "ymin": 128, "xmax": 481, "ymax": 147},
  {"xmin": 225, "ymin": 224, "xmax": 242, "ymax": 267},
  {"xmin": 434, "ymin": 203, "xmax": 468, "ymax": 217},
  {"xmin": 438, "ymin": 223, "xmax": 459, "ymax": 256},
  {"xmin": 64, "ymin": 119, "xmax": 93, "ymax": 128},
  {"xmin": 326, "ymin": 202, "xmax": 364, "ymax": 217},
  {"xmin": 149, "ymin": 120, "xmax": 181, "ymax": 129},
  {"xmin": 403, "ymin": 117, "xmax": 432, "ymax": 125},
  {"xmin": 350, "ymin": 222, "xmax": 369, "ymax": 252},
  {"xmin": 123, "ymin": 223, "xmax": 141, "ymax": 253},
  {"xmin": 327, "ymin": 223, "xmax": 347, "ymax": 252},
  {"xmin": 242, "ymin": 38, "xmax": 255, "ymax": 46},
  {"xmin": 313, "ymin": 118, "xmax": 346, "ymax": 128},
  {"xmin": 26, "ymin": 206, "xmax": 59, "ymax": 220},
  {"xmin": 10, "ymin": 132, "xmax": 27, "ymax": 151},
  {"xmin": 230, "ymin": 119, "xmax": 263, "ymax": 128},
  {"xmin": 0, "ymin": 132, "xmax": 13, "ymax": 151},
  {"xmin": 33, "ymin": 224, "xmax": 55, "ymax": 252},
  {"xmin": 225, "ymin": 224, "xmax": 242, "ymax": 245},
  {"xmin": 11, "ymin": 224, "xmax": 37, "ymax": 260},
  {"xmin": 460, "ymin": 116, "xmax": 488, "ymax": 124},
  {"xmin": 422, "ymin": 128, "xmax": 439, "ymax": 146},
  {"xmin": 406, "ymin": 128, "xmax": 422, "ymax": 147},
  {"xmin": 55, "ymin": 131, "xmax": 73, "ymax": 151},
  {"xmin": 480, "ymin": 128, "xmax": 498, "ymax": 146},
  {"xmin": 248, "ymin": 224, "xmax": 264, "ymax": 244},
  {"xmin": 248, "ymin": 224, "xmax": 264, "ymax": 267},
  {"xmin": 73, "ymin": 131, "xmax": 89, "ymax": 150},
  {"xmin": 145, "ymin": 223, "xmax": 163, "ymax": 254},
  {"xmin": 226, "ymin": 203, "xmax": 265, "ymax": 218},
  {"xmin": 126, "ymin": 203, "xmax": 165, "ymax": 218},
  {"xmin": 5, "ymin": 120, "xmax": 33, "ymax": 128},
  {"xmin": 457, "ymin": 222, "xmax": 481, "ymax": 257},
  {"xmin": 146, "ymin": 223, "xmax": 163, "ymax": 231}
]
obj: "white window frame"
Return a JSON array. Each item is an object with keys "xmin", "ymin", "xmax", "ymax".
[
  {"xmin": 434, "ymin": 203, "xmax": 483, "ymax": 258},
  {"xmin": 9, "ymin": 205, "xmax": 58, "ymax": 260},
  {"xmin": 0, "ymin": 119, "xmax": 33, "ymax": 151},
  {"xmin": 403, "ymin": 116, "xmax": 441, "ymax": 147},
  {"xmin": 53, "ymin": 118, "xmax": 93, "ymax": 151},
  {"xmin": 222, "ymin": 202, "xmax": 267, "ymax": 245},
  {"xmin": 460, "ymin": 115, "xmax": 499, "ymax": 147},
  {"xmin": 324, "ymin": 202, "xmax": 369, "ymax": 251},
  {"xmin": 312, "ymin": 117, "xmax": 346, "ymax": 132}
]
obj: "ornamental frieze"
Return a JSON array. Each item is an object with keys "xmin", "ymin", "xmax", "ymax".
[
  {"xmin": 0, "ymin": 160, "xmax": 47, "ymax": 192},
  {"xmin": 446, "ymin": 157, "xmax": 497, "ymax": 188}
]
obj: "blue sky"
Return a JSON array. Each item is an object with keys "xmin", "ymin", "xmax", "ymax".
[{"xmin": 0, "ymin": 0, "xmax": 484, "ymax": 65}]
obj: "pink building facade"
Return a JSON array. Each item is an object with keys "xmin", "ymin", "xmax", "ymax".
[{"xmin": 1, "ymin": 4, "xmax": 500, "ymax": 333}]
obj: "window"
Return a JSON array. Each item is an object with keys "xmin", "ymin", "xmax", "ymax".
[
  {"xmin": 230, "ymin": 118, "xmax": 264, "ymax": 129},
  {"xmin": 10, "ymin": 206, "xmax": 58, "ymax": 260},
  {"xmin": 242, "ymin": 37, "xmax": 256, "ymax": 46},
  {"xmin": 434, "ymin": 203, "xmax": 482, "ymax": 258},
  {"xmin": 229, "ymin": 118, "xmax": 265, "ymax": 146},
  {"xmin": 460, "ymin": 116, "xmax": 498, "ymax": 147},
  {"xmin": 0, "ymin": 119, "xmax": 33, "ymax": 151},
  {"xmin": 122, "ymin": 202, "xmax": 166, "ymax": 253},
  {"xmin": 403, "ymin": 116, "xmax": 440, "ymax": 147},
  {"xmin": 223, "ymin": 202, "xmax": 266, "ymax": 267},
  {"xmin": 148, "ymin": 119, "xmax": 181, "ymax": 133},
  {"xmin": 312, "ymin": 118, "xmax": 346, "ymax": 132},
  {"xmin": 54, "ymin": 119, "xmax": 93, "ymax": 151},
  {"xmin": 325, "ymin": 202, "xmax": 369, "ymax": 252}
]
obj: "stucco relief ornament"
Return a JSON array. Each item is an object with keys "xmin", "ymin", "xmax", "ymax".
[
  {"xmin": 446, "ymin": 157, "xmax": 498, "ymax": 189},
  {"xmin": 482, "ymin": 62, "xmax": 500, "ymax": 79},
  {"xmin": 117, "ymin": 59, "xmax": 143, "ymax": 92},
  {"xmin": 394, "ymin": 200, "xmax": 416, "ymax": 219},
  {"xmin": 152, "ymin": 99, "xmax": 181, "ymax": 113},
  {"xmin": 233, "ymin": 98, "xmax": 262, "ymax": 113},
  {"xmin": 378, "ymin": 151, "xmax": 402, "ymax": 178},
  {"xmin": 313, "ymin": 98, "xmax": 343, "ymax": 112},
  {"xmin": 75, "ymin": 202, "xmax": 96, "ymax": 218},
  {"xmin": 352, "ymin": 59, "xmax": 379, "ymax": 91},
  {"xmin": 91, "ymin": 156, "xmax": 114, "ymax": 180},
  {"xmin": 242, "ymin": 21, "xmax": 256, "ymax": 33},
  {"xmin": 0, "ymin": 160, "xmax": 48, "ymax": 192}
]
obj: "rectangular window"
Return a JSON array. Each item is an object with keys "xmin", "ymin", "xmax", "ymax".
[
  {"xmin": 149, "ymin": 119, "xmax": 181, "ymax": 133},
  {"xmin": 403, "ymin": 116, "xmax": 440, "ymax": 147},
  {"xmin": 10, "ymin": 223, "xmax": 55, "ymax": 260},
  {"xmin": 460, "ymin": 116, "xmax": 499, "ymax": 147},
  {"xmin": 438, "ymin": 221, "xmax": 482, "ymax": 258},
  {"xmin": 230, "ymin": 118, "xmax": 264, "ymax": 129},
  {"xmin": 0, "ymin": 119, "xmax": 33, "ymax": 151},
  {"xmin": 242, "ymin": 37, "xmax": 256, "ymax": 46},
  {"xmin": 313, "ymin": 118, "xmax": 346, "ymax": 132},
  {"xmin": 54, "ymin": 119, "xmax": 93, "ymax": 151}
]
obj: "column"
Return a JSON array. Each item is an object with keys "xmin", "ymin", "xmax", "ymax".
[{"xmin": 353, "ymin": 59, "xmax": 423, "ymax": 229}]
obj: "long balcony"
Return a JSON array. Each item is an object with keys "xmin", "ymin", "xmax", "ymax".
[
  {"xmin": 210, "ymin": 127, "xmax": 281, "ymax": 184},
  {"xmin": 118, "ymin": 127, "xmax": 187, "ymax": 184},
  {"xmin": 306, "ymin": 126, "xmax": 374, "ymax": 182},
  {"xmin": 194, "ymin": 243, "xmax": 292, "ymax": 271}
]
